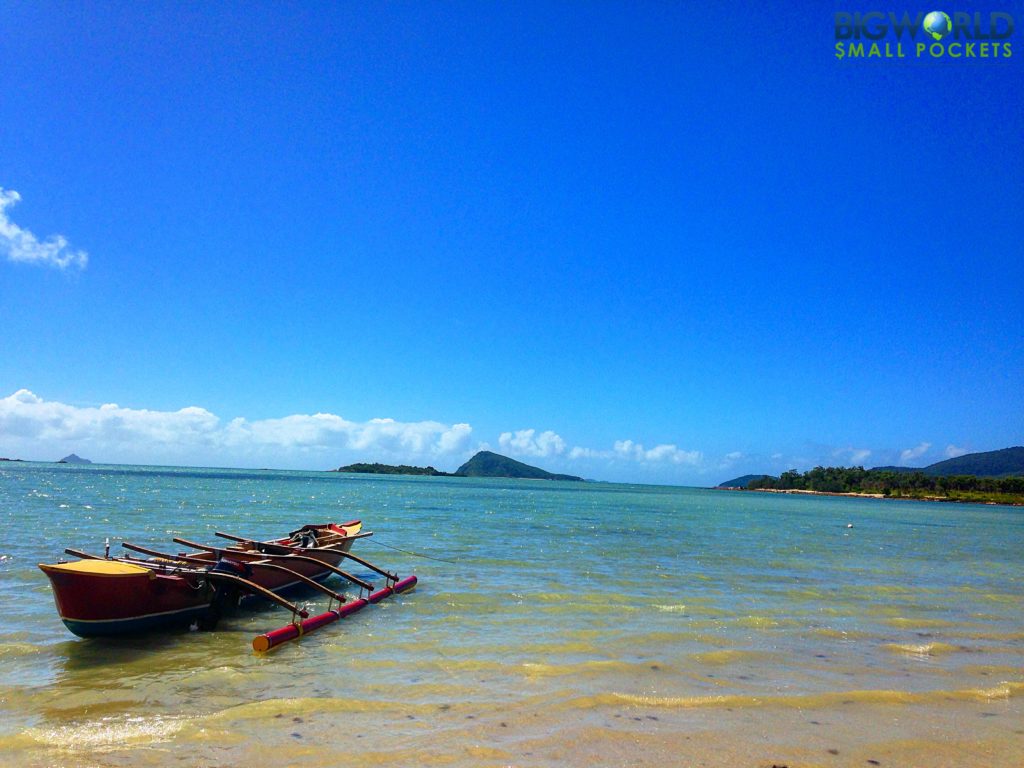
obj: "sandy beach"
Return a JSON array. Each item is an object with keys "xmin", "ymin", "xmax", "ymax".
[{"xmin": 720, "ymin": 486, "xmax": 1024, "ymax": 506}]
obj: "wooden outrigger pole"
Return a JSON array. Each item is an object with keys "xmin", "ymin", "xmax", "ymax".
[
  {"xmin": 170, "ymin": 537, "xmax": 374, "ymax": 592},
  {"xmin": 162, "ymin": 532, "xmax": 419, "ymax": 651},
  {"xmin": 212, "ymin": 531, "xmax": 399, "ymax": 582},
  {"xmin": 202, "ymin": 531, "xmax": 419, "ymax": 653},
  {"xmin": 204, "ymin": 570, "xmax": 310, "ymax": 617},
  {"xmin": 72, "ymin": 546, "xmax": 345, "ymax": 602},
  {"xmin": 116, "ymin": 542, "xmax": 312, "ymax": 618}
]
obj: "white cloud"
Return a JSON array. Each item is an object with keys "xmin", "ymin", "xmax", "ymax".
[
  {"xmin": 498, "ymin": 429, "xmax": 566, "ymax": 458},
  {"xmin": 509, "ymin": 435, "xmax": 705, "ymax": 472},
  {"xmin": 0, "ymin": 390, "xmax": 219, "ymax": 444},
  {"xmin": 564, "ymin": 439, "xmax": 703, "ymax": 467},
  {"xmin": 0, "ymin": 189, "xmax": 88, "ymax": 270},
  {"xmin": 568, "ymin": 446, "xmax": 602, "ymax": 460},
  {"xmin": 0, "ymin": 390, "xmax": 472, "ymax": 466},
  {"xmin": 944, "ymin": 444, "xmax": 968, "ymax": 459},
  {"xmin": 1, "ymin": 391, "xmax": 716, "ymax": 481},
  {"xmin": 899, "ymin": 442, "xmax": 932, "ymax": 465},
  {"xmin": 439, "ymin": 423, "xmax": 473, "ymax": 453},
  {"xmin": 613, "ymin": 439, "xmax": 702, "ymax": 465},
  {"xmin": 716, "ymin": 451, "xmax": 745, "ymax": 471},
  {"xmin": 832, "ymin": 446, "xmax": 872, "ymax": 465}
]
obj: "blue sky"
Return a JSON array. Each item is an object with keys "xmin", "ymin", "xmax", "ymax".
[{"xmin": 1, "ymin": 2, "xmax": 1021, "ymax": 484}]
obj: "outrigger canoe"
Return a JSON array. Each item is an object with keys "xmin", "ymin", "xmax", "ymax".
[{"xmin": 39, "ymin": 521, "xmax": 417, "ymax": 649}]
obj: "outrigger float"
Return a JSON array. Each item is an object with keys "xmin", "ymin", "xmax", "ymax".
[{"xmin": 38, "ymin": 521, "xmax": 417, "ymax": 652}]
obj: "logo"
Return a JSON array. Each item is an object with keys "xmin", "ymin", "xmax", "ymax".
[
  {"xmin": 834, "ymin": 10, "xmax": 1015, "ymax": 59},
  {"xmin": 923, "ymin": 10, "xmax": 953, "ymax": 39}
]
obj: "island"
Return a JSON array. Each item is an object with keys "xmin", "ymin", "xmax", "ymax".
[
  {"xmin": 453, "ymin": 451, "xmax": 584, "ymax": 481},
  {"xmin": 333, "ymin": 451, "xmax": 584, "ymax": 482},
  {"xmin": 58, "ymin": 453, "xmax": 92, "ymax": 464},
  {"xmin": 335, "ymin": 463, "xmax": 451, "ymax": 476},
  {"xmin": 716, "ymin": 447, "xmax": 1024, "ymax": 505}
]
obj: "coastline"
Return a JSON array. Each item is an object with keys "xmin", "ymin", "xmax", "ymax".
[{"xmin": 716, "ymin": 486, "xmax": 1024, "ymax": 506}]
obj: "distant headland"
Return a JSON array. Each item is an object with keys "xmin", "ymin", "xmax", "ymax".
[
  {"xmin": 335, "ymin": 450, "xmax": 584, "ymax": 482},
  {"xmin": 717, "ymin": 447, "xmax": 1024, "ymax": 505}
]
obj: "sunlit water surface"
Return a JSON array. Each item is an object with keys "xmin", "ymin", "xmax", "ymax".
[{"xmin": 1, "ymin": 463, "xmax": 1021, "ymax": 766}]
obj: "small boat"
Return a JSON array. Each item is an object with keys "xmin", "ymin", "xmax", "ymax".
[{"xmin": 39, "ymin": 521, "xmax": 415, "ymax": 646}]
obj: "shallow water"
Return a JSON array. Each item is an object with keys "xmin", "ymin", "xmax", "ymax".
[{"xmin": 1, "ymin": 462, "xmax": 1022, "ymax": 766}]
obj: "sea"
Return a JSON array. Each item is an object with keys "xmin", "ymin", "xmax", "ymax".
[{"xmin": 1, "ymin": 462, "xmax": 1022, "ymax": 767}]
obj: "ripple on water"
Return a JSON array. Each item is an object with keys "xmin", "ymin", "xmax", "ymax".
[
  {"xmin": 566, "ymin": 681, "xmax": 1024, "ymax": 711},
  {"xmin": 0, "ymin": 642, "xmax": 42, "ymax": 659},
  {"xmin": 883, "ymin": 641, "xmax": 960, "ymax": 658},
  {"xmin": 690, "ymin": 649, "xmax": 773, "ymax": 666},
  {"xmin": 25, "ymin": 714, "xmax": 189, "ymax": 751}
]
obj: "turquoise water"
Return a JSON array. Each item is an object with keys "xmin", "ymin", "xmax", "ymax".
[{"xmin": 1, "ymin": 462, "xmax": 1022, "ymax": 767}]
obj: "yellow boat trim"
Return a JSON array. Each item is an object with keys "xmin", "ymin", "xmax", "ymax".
[{"xmin": 40, "ymin": 559, "xmax": 150, "ymax": 576}]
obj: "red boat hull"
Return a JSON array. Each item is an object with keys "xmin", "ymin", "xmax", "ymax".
[{"xmin": 41, "ymin": 562, "xmax": 214, "ymax": 637}]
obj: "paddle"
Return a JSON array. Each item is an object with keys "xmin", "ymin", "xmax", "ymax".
[
  {"xmin": 174, "ymin": 536, "xmax": 374, "ymax": 591},
  {"xmin": 214, "ymin": 531, "xmax": 399, "ymax": 582},
  {"xmin": 214, "ymin": 530, "xmax": 373, "ymax": 554},
  {"xmin": 122, "ymin": 541, "xmax": 206, "ymax": 562},
  {"xmin": 67, "ymin": 548, "xmax": 205, "ymax": 573},
  {"xmin": 171, "ymin": 536, "xmax": 224, "ymax": 553},
  {"xmin": 69, "ymin": 548, "xmax": 340, "ymax": 602},
  {"xmin": 118, "ymin": 542, "xmax": 308, "ymax": 617}
]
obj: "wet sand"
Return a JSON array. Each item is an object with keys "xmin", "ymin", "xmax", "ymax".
[{"xmin": 6, "ymin": 687, "xmax": 1023, "ymax": 767}]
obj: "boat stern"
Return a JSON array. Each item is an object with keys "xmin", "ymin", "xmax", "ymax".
[{"xmin": 38, "ymin": 559, "xmax": 210, "ymax": 637}]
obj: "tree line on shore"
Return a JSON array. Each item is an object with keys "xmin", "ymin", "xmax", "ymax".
[{"xmin": 747, "ymin": 466, "xmax": 1024, "ymax": 502}]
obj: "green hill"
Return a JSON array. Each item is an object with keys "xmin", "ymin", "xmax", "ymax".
[
  {"xmin": 454, "ymin": 451, "xmax": 583, "ymax": 481},
  {"xmin": 919, "ymin": 446, "xmax": 1024, "ymax": 477},
  {"xmin": 716, "ymin": 474, "xmax": 774, "ymax": 488},
  {"xmin": 871, "ymin": 447, "xmax": 1024, "ymax": 477}
]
